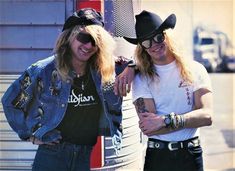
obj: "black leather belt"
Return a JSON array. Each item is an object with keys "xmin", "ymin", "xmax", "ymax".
[{"xmin": 147, "ymin": 137, "xmax": 200, "ymax": 151}]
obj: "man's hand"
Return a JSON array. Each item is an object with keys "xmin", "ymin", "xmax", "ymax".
[
  {"xmin": 29, "ymin": 136, "xmax": 61, "ymax": 145},
  {"xmin": 114, "ymin": 66, "xmax": 135, "ymax": 96},
  {"xmin": 139, "ymin": 112, "xmax": 165, "ymax": 136}
]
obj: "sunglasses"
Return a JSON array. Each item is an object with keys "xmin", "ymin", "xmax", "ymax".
[
  {"xmin": 140, "ymin": 32, "xmax": 165, "ymax": 49},
  {"xmin": 76, "ymin": 32, "xmax": 96, "ymax": 46}
]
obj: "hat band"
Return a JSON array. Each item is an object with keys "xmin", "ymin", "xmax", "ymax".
[
  {"xmin": 62, "ymin": 17, "xmax": 104, "ymax": 31},
  {"xmin": 77, "ymin": 18, "xmax": 104, "ymax": 27}
]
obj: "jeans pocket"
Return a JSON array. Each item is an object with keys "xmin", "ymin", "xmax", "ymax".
[{"xmin": 33, "ymin": 145, "xmax": 66, "ymax": 171}]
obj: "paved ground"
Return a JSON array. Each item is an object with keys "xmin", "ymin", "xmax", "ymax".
[{"xmin": 200, "ymin": 73, "xmax": 234, "ymax": 171}]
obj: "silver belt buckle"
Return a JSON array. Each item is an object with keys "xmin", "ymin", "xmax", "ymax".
[{"xmin": 168, "ymin": 142, "xmax": 183, "ymax": 151}]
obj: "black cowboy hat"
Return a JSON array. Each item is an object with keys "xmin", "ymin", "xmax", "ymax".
[
  {"xmin": 62, "ymin": 8, "xmax": 104, "ymax": 31},
  {"xmin": 123, "ymin": 10, "xmax": 176, "ymax": 44}
]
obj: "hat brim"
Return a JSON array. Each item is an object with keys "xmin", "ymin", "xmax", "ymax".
[
  {"xmin": 123, "ymin": 14, "xmax": 176, "ymax": 45},
  {"xmin": 123, "ymin": 37, "xmax": 138, "ymax": 45},
  {"xmin": 62, "ymin": 16, "xmax": 79, "ymax": 31},
  {"xmin": 158, "ymin": 14, "xmax": 176, "ymax": 31}
]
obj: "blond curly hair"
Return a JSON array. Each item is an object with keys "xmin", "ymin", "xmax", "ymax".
[{"xmin": 54, "ymin": 25, "xmax": 116, "ymax": 84}]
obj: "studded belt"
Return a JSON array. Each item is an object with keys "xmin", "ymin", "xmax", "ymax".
[{"xmin": 147, "ymin": 137, "xmax": 200, "ymax": 151}]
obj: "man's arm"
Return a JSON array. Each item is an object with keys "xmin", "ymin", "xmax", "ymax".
[
  {"xmin": 143, "ymin": 88, "xmax": 213, "ymax": 136},
  {"xmin": 114, "ymin": 56, "xmax": 137, "ymax": 97},
  {"xmin": 184, "ymin": 88, "xmax": 213, "ymax": 128},
  {"xmin": 133, "ymin": 98, "xmax": 166, "ymax": 135},
  {"xmin": 134, "ymin": 98, "xmax": 156, "ymax": 115},
  {"xmin": 114, "ymin": 66, "xmax": 135, "ymax": 96}
]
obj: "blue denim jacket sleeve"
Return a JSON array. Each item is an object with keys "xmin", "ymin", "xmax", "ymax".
[
  {"xmin": 99, "ymin": 58, "xmax": 131, "ymax": 153},
  {"xmin": 1, "ymin": 64, "xmax": 40, "ymax": 140},
  {"xmin": 102, "ymin": 86, "xmax": 123, "ymax": 153},
  {"xmin": 1, "ymin": 56, "xmax": 64, "ymax": 142}
]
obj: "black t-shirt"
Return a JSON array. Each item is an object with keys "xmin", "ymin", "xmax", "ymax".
[{"xmin": 57, "ymin": 72, "xmax": 101, "ymax": 145}]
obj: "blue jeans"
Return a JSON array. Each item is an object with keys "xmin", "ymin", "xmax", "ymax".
[
  {"xmin": 32, "ymin": 142, "xmax": 93, "ymax": 171},
  {"xmin": 144, "ymin": 145, "xmax": 204, "ymax": 171}
]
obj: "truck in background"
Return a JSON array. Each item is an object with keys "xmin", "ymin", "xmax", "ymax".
[
  {"xmin": 215, "ymin": 31, "xmax": 235, "ymax": 72},
  {"xmin": 193, "ymin": 27, "xmax": 221, "ymax": 72},
  {"xmin": 193, "ymin": 26, "xmax": 235, "ymax": 73}
]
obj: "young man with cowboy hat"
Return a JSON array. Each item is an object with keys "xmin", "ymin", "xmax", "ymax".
[{"xmin": 124, "ymin": 10, "xmax": 213, "ymax": 171}]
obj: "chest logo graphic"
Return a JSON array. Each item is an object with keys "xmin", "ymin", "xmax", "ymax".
[{"xmin": 68, "ymin": 89, "xmax": 95, "ymax": 107}]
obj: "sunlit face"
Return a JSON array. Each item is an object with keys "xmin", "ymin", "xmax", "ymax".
[
  {"xmin": 145, "ymin": 38, "xmax": 168, "ymax": 65},
  {"xmin": 141, "ymin": 33, "xmax": 175, "ymax": 65},
  {"xmin": 70, "ymin": 30, "xmax": 98, "ymax": 63}
]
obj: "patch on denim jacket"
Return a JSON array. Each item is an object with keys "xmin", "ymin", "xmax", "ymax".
[
  {"xmin": 20, "ymin": 73, "xmax": 32, "ymax": 90},
  {"xmin": 12, "ymin": 91, "xmax": 30, "ymax": 109},
  {"xmin": 49, "ymin": 70, "xmax": 61, "ymax": 96},
  {"xmin": 37, "ymin": 78, "xmax": 44, "ymax": 93},
  {"xmin": 12, "ymin": 72, "xmax": 33, "ymax": 109}
]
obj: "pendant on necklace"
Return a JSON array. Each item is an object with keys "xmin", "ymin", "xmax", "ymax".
[{"xmin": 81, "ymin": 81, "xmax": 84, "ymax": 90}]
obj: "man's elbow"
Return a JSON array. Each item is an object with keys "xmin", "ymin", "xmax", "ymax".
[{"xmin": 205, "ymin": 109, "xmax": 213, "ymax": 126}]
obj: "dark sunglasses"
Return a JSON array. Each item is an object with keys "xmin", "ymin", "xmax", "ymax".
[
  {"xmin": 140, "ymin": 32, "xmax": 165, "ymax": 49},
  {"xmin": 76, "ymin": 32, "xmax": 96, "ymax": 46}
]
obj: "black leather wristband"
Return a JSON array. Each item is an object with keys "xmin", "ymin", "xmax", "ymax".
[{"xmin": 128, "ymin": 63, "xmax": 136, "ymax": 68}]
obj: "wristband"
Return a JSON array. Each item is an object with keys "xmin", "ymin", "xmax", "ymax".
[
  {"xmin": 128, "ymin": 62, "xmax": 139, "ymax": 74},
  {"xmin": 128, "ymin": 63, "xmax": 136, "ymax": 68}
]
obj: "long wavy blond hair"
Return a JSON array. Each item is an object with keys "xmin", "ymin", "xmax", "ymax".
[
  {"xmin": 135, "ymin": 31, "xmax": 193, "ymax": 83},
  {"xmin": 54, "ymin": 25, "xmax": 116, "ymax": 84}
]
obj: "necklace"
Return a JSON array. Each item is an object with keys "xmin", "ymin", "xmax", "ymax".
[
  {"xmin": 73, "ymin": 73, "xmax": 90, "ymax": 91},
  {"xmin": 76, "ymin": 73, "xmax": 83, "ymax": 78}
]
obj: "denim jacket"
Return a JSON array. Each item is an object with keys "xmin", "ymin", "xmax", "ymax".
[{"xmin": 1, "ymin": 55, "xmax": 127, "ymax": 151}]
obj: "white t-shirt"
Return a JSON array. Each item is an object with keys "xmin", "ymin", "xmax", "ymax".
[{"xmin": 132, "ymin": 60, "xmax": 212, "ymax": 141}]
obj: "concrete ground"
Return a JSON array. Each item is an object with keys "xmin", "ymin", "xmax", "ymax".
[{"xmin": 201, "ymin": 73, "xmax": 234, "ymax": 171}]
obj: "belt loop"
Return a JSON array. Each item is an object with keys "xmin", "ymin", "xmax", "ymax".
[{"xmin": 148, "ymin": 141, "xmax": 155, "ymax": 148}]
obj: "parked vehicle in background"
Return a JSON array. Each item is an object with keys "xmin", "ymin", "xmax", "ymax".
[
  {"xmin": 193, "ymin": 27, "xmax": 234, "ymax": 73},
  {"xmin": 218, "ymin": 47, "xmax": 235, "ymax": 72},
  {"xmin": 193, "ymin": 28, "xmax": 221, "ymax": 72}
]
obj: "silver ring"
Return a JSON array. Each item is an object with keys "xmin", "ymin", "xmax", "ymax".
[{"xmin": 125, "ymin": 84, "xmax": 129, "ymax": 90}]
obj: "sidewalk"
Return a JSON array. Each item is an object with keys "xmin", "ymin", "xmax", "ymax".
[
  {"xmin": 200, "ymin": 74, "xmax": 235, "ymax": 171},
  {"xmin": 201, "ymin": 125, "xmax": 235, "ymax": 171}
]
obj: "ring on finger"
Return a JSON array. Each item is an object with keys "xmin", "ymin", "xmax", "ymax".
[{"xmin": 125, "ymin": 84, "xmax": 129, "ymax": 90}]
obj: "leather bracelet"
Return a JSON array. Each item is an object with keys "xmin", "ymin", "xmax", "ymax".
[
  {"xmin": 127, "ymin": 63, "xmax": 139, "ymax": 74},
  {"xmin": 128, "ymin": 63, "xmax": 136, "ymax": 68}
]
